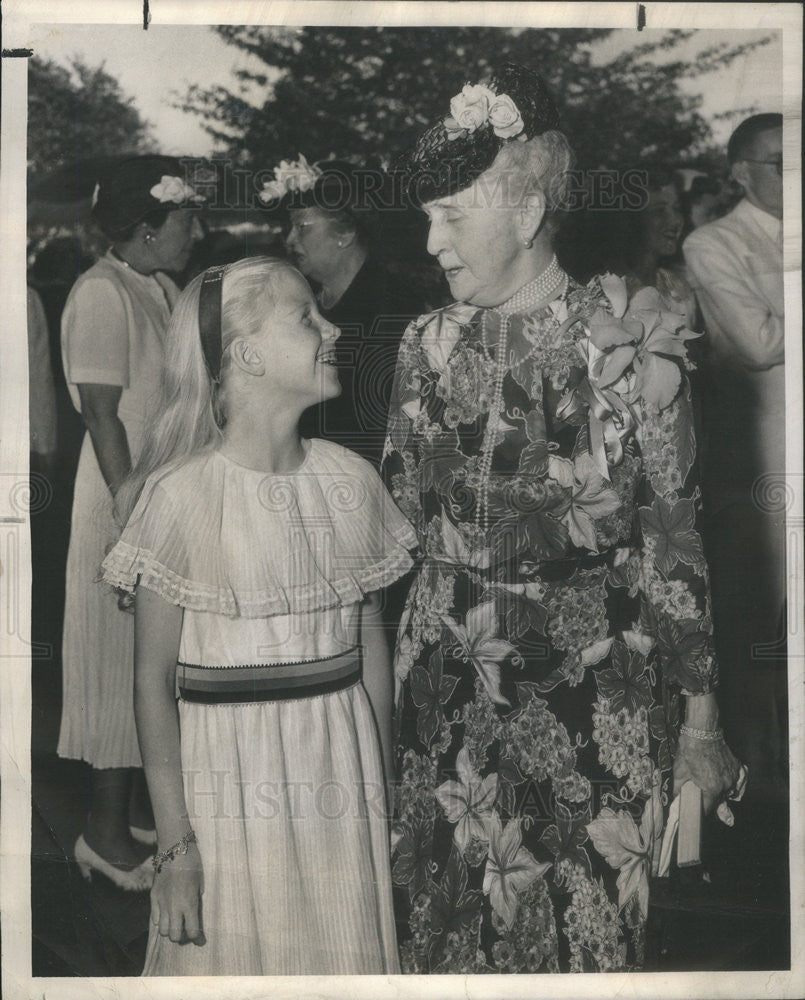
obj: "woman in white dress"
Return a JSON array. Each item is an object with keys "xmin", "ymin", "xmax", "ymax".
[
  {"xmin": 59, "ymin": 156, "xmax": 205, "ymax": 889},
  {"xmin": 103, "ymin": 257, "xmax": 415, "ymax": 973}
]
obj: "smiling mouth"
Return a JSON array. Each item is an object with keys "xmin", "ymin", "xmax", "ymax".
[
  {"xmin": 317, "ymin": 350, "xmax": 338, "ymax": 367},
  {"xmin": 443, "ymin": 265, "xmax": 464, "ymax": 278}
]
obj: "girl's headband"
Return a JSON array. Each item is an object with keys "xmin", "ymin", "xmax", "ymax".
[{"xmin": 198, "ymin": 265, "xmax": 226, "ymax": 383}]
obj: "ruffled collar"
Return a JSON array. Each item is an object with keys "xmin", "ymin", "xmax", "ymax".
[{"xmin": 103, "ymin": 439, "xmax": 418, "ymax": 618}]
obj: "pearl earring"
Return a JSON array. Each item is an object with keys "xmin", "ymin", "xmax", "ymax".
[
  {"xmin": 523, "ymin": 237, "xmax": 533, "ymax": 249},
  {"xmin": 144, "ymin": 233, "xmax": 154, "ymax": 244}
]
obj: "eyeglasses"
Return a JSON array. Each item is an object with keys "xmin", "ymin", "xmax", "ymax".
[{"xmin": 741, "ymin": 158, "xmax": 783, "ymax": 176}]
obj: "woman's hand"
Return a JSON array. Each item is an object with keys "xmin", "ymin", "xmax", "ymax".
[
  {"xmin": 150, "ymin": 842, "xmax": 205, "ymax": 945},
  {"xmin": 673, "ymin": 733, "xmax": 747, "ymax": 822}
]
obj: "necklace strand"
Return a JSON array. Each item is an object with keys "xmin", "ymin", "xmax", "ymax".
[
  {"xmin": 473, "ymin": 255, "xmax": 566, "ymax": 534},
  {"xmin": 475, "ymin": 311, "xmax": 508, "ymax": 532}
]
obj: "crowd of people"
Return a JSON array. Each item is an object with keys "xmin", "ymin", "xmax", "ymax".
[{"xmin": 28, "ymin": 61, "xmax": 785, "ymax": 976}]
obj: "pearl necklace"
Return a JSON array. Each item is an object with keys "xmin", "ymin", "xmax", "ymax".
[
  {"xmin": 475, "ymin": 310, "xmax": 508, "ymax": 532},
  {"xmin": 473, "ymin": 255, "xmax": 567, "ymax": 533},
  {"xmin": 497, "ymin": 255, "xmax": 565, "ymax": 315}
]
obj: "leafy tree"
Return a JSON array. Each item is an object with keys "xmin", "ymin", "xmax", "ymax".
[
  {"xmin": 178, "ymin": 27, "xmax": 771, "ymax": 172},
  {"xmin": 28, "ymin": 56, "xmax": 153, "ymax": 178}
]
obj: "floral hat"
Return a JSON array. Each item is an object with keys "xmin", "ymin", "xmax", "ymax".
[
  {"xmin": 397, "ymin": 62, "xmax": 561, "ymax": 205},
  {"xmin": 92, "ymin": 154, "xmax": 206, "ymax": 238},
  {"xmin": 257, "ymin": 155, "xmax": 381, "ymax": 222}
]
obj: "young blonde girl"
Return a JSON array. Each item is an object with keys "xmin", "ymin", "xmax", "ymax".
[{"xmin": 103, "ymin": 257, "xmax": 415, "ymax": 975}]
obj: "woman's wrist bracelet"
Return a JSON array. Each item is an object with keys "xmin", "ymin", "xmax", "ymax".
[
  {"xmin": 153, "ymin": 829, "xmax": 197, "ymax": 873},
  {"xmin": 680, "ymin": 724, "xmax": 724, "ymax": 742}
]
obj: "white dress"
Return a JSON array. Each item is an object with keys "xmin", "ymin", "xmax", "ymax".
[
  {"xmin": 103, "ymin": 440, "xmax": 418, "ymax": 975},
  {"xmin": 59, "ymin": 253, "xmax": 178, "ymax": 768}
]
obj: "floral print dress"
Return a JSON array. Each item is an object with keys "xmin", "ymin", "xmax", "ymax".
[{"xmin": 382, "ymin": 272, "xmax": 718, "ymax": 973}]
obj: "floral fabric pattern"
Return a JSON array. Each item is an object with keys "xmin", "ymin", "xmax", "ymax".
[{"xmin": 382, "ymin": 275, "xmax": 717, "ymax": 973}]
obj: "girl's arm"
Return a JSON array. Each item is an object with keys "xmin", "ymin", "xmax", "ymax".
[
  {"xmin": 135, "ymin": 585, "xmax": 204, "ymax": 945},
  {"xmin": 360, "ymin": 591, "xmax": 395, "ymax": 815}
]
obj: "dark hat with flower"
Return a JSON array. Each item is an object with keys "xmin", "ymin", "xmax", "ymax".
[
  {"xmin": 257, "ymin": 156, "xmax": 386, "ymax": 246},
  {"xmin": 397, "ymin": 63, "xmax": 561, "ymax": 206},
  {"xmin": 91, "ymin": 154, "xmax": 205, "ymax": 238}
]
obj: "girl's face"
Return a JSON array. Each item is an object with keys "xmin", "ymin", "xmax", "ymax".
[{"xmin": 260, "ymin": 270, "xmax": 341, "ymax": 404}]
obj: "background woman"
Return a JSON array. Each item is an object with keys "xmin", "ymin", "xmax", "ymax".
[
  {"xmin": 383, "ymin": 64, "xmax": 743, "ymax": 973},
  {"xmin": 58, "ymin": 155, "xmax": 204, "ymax": 889},
  {"xmin": 558, "ymin": 166, "xmax": 697, "ymax": 326}
]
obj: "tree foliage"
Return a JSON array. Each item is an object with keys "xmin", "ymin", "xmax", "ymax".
[
  {"xmin": 28, "ymin": 56, "xmax": 153, "ymax": 178},
  {"xmin": 178, "ymin": 27, "xmax": 771, "ymax": 171}
]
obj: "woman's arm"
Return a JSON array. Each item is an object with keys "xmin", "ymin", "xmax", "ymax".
[
  {"xmin": 636, "ymin": 377, "xmax": 742, "ymax": 813},
  {"xmin": 77, "ymin": 383, "xmax": 131, "ymax": 497},
  {"xmin": 134, "ymin": 586, "xmax": 204, "ymax": 945},
  {"xmin": 360, "ymin": 591, "xmax": 395, "ymax": 815}
]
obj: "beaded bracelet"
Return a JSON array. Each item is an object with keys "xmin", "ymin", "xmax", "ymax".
[
  {"xmin": 152, "ymin": 830, "xmax": 197, "ymax": 874},
  {"xmin": 679, "ymin": 724, "xmax": 724, "ymax": 742}
]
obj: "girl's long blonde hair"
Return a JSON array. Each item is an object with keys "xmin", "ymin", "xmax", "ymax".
[{"xmin": 116, "ymin": 255, "xmax": 294, "ymax": 525}]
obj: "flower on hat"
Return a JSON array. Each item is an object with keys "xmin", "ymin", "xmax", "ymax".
[
  {"xmin": 444, "ymin": 82, "xmax": 525, "ymax": 141},
  {"xmin": 446, "ymin": 84, "xmax": 496, "ymax": 135},
  {"xmin": 487, "ymin": 94, "xmax": 525, "ymax": 139},
  {"xmin": 258, "ymin": 154, "xmax": 323, "ymax": 204},
  {"xmin": 149, "ymin": 175, "xmax": 204, "ymax": 204}
]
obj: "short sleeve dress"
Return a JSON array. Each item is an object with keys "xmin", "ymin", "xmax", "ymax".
[
  {"xmin": 58, "ymin": 252, "xmax": 178, "ymax": 768},
  {"xmin": 382, "ymin": 271, "xmax": 718, "ymax": 973},
  {"xmin": 103, "ymin": 439, "xmax": 418, "ymax": 975}
]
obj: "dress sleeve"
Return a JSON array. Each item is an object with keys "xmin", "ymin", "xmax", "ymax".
[
  {"xmin": 62, "ymin": 276, "xmax": 130, "ymax": 390},
  {"xmin": 336, "ymin": 451, "xmax": 419, "ymax": 588},
  {"xmin": 101, "ymin": 479, "xmax": 190, "ymax": 604},
  {"xmin": 635, "ymin": 377, "xmax": 718, "ymax": 694},
  {"xmin": 381, "ymin": 319, "xmax": 426, "ymax": 536}
]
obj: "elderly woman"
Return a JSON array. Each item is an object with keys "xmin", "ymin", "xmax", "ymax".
[
  {"xmin": 58, "ymin": 156, "xmax": 204, "ymax": 890},
  {"xmin": 382, "ymin": 64, "xmax": 744, "ymax": 974},
  {"xmin": 259, "ymin": 157, "xmax": 427, "ymax": 468}
]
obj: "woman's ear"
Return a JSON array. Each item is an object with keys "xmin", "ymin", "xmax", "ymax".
[
  {"xmin": 229, "ymin": 337, "xmax": 266, "ymax": 377},
  {"xmin": 334, "ymin": 227, "xmax": 358, "ymax": 250},
  {"xmin": 519, "ymin": 191, "xmax": 547, "ymax": 245},
  {"xmin": 137, "ymin": 220, "xmax": 158, "ymax": 245}
]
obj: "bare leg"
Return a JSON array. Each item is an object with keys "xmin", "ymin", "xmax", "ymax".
[{"xmin": 128, "ymin": 768, "xmax": 155, "ymax": 831}]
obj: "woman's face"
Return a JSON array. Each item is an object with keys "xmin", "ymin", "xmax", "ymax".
[
  {"xmin": 284, "ymin": 207, "xmax": 344, "ymax": 285},
  {"xmin": 259, "ymin": 270, "xmax": 341, "ymax": 404},
  {"xmin": 422, "ymin": 173, "xmax": 526, "ymax": 307},
  {"xmin": 642, "ymin": 184, "xmax": 683, "ymax": 260},
  {"xmin": 149, "ymin": 209, "xmax": 205, "ymax": 273}
]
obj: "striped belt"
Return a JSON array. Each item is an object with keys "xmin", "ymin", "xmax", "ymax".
[{"xmin": 177, "ymin": 647, "xmax": 362, "ymax": 705}]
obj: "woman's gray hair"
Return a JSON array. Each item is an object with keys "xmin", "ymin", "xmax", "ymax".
[{"xmin": 492, "ymin": 129, "xmax": 575, "ymax": 216}]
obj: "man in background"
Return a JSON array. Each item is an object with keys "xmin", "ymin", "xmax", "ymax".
[{"xmin": 683, "ymin": 113, "xmax": 786, "ymax": 793}]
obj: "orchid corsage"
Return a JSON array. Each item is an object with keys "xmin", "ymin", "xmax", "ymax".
[
  {"xmin": 258, "ymin": 153, "xmax": 323, "ymax": 203},
  {"xmin": 556, "ymin": 273, "xmax": 700, "ymax": 479}
]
